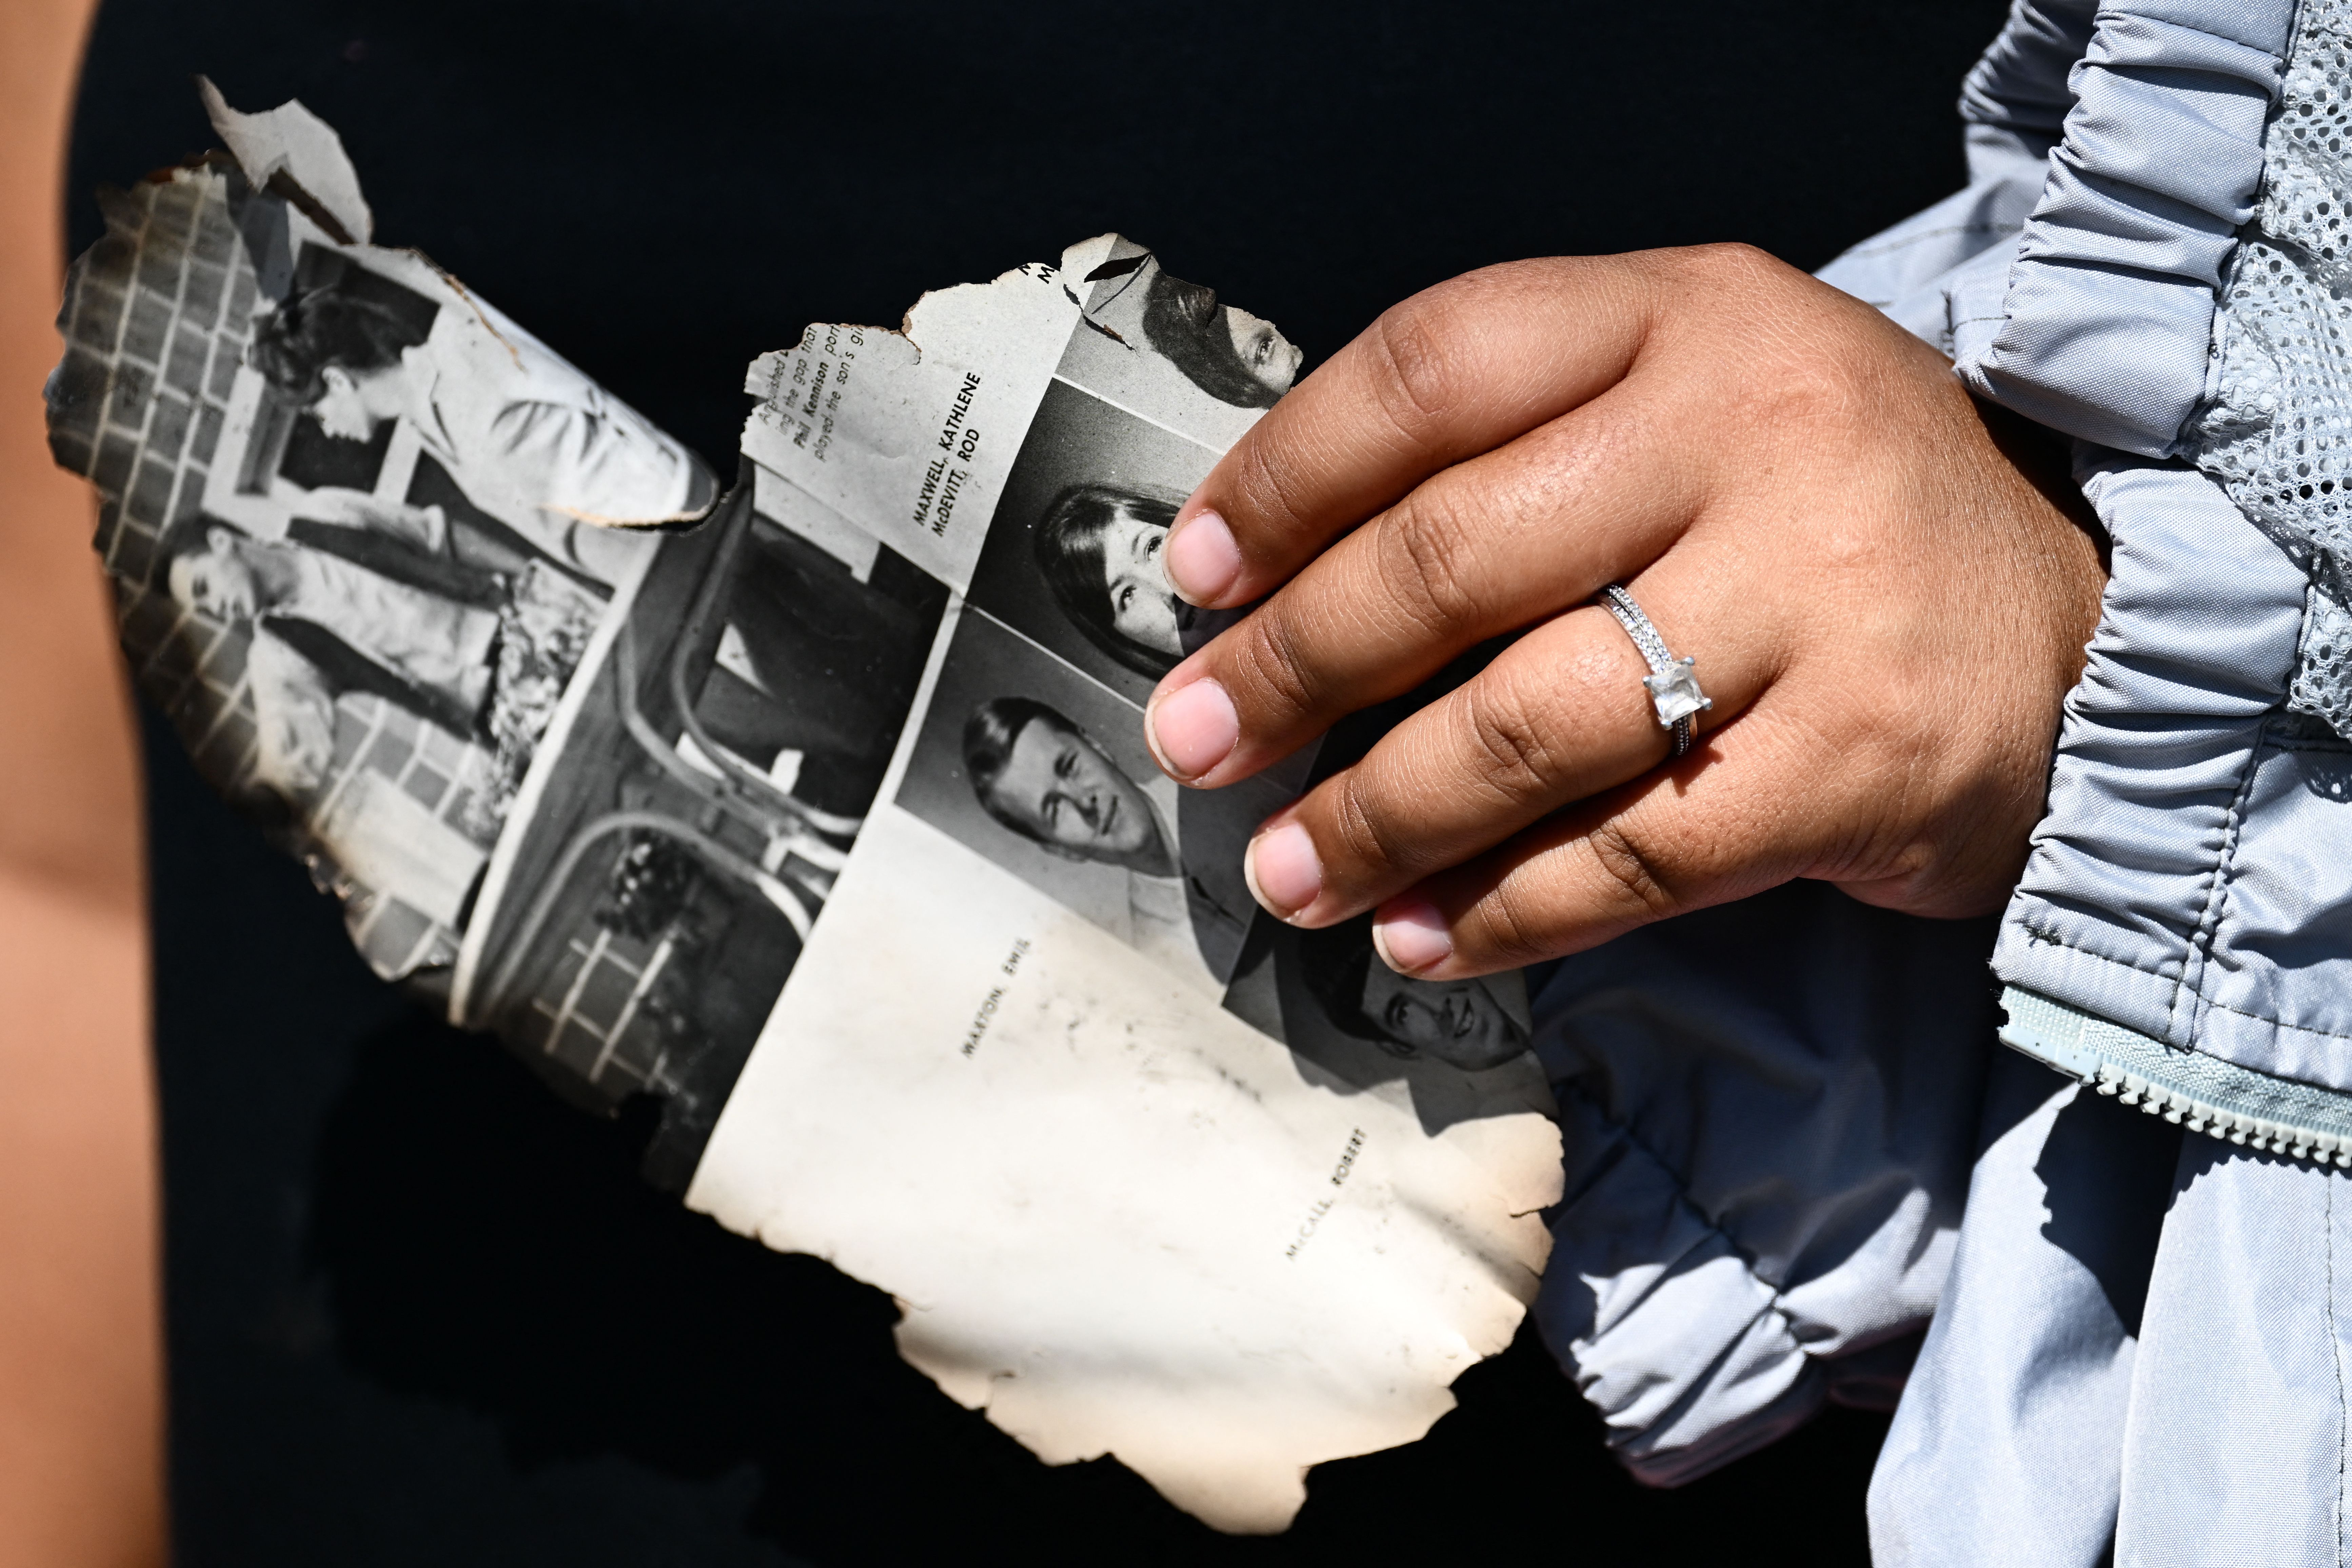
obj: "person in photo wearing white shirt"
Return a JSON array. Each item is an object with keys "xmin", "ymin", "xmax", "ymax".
[
  {"xmin": 961, "ymin": 694, "xmax": 1247, "ymax": 983},
  {"xmin": 164, "ymin": 520, "xmax": 506, "ymax": 796},
  {"xmin": 247, "ymin": 273, "xmax": 716, "ymax": 583}
]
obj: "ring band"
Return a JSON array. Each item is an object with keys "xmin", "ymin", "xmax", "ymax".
[{"xmin": 1594, "ymin": 583, "xmax": 1712, "ymax": 757}]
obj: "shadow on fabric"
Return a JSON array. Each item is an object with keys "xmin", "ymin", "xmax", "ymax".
[{"xmin": 2033, "ymin": 1081, "xmax": 2185, "ymax": 1338}]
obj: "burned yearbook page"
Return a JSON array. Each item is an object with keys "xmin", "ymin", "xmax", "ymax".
[
  {"xmin": 695, "ymin": 243, "xmax": 1562, "ymax": 1529},
  {"xmin": 52, "ymin": 90, "xmax": 1563, "ymax": 1535}
]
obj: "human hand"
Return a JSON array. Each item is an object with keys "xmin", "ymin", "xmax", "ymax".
[{"xmin": 1141, "ymin": 246, "xmax": 2106, "ymax": 977}]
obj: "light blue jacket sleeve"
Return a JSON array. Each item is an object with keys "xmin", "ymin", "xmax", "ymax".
[
  {"xmin": 1955, "ymin": 0, "xmax": 2287, "ymax": 455},
  {"xmin": 1819, "ymin": 3, "xmax": 2352, "ymax": 1563},
  {"xmin": 1533, "ymin": 0, "xmax": 2352, "ymax": 1521},
  {"xmin": 1825, "ymin": 0, "xmax": 2352, "ymax": 1147}
]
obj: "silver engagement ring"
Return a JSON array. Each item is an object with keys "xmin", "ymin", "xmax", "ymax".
[{"xmin": 1594, "ymin": 583, "xmax": 1711, "ymax": 758}]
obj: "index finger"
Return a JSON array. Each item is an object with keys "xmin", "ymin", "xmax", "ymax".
[{"xmin": 1165, "ymin": 254, "xmax": 1661, "ymax": 609}]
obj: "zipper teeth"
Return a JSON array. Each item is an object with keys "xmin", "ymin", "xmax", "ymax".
[{"xmin": 2086, "ymin": 1060, "xmax": 2352, "ymax": 1167}]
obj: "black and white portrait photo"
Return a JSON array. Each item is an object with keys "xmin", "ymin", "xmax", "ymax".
[
  {"xmin": 1053, "ymin": 240, "xmax": 1303, "ymax": 452},
  {"xmin": 1220, "ymin": 911, "xmax": 1536, "ymax": 1119},
  {"xmin": 965, "ymin": 377, "xmax": 1222, "ymax": 705},
  {"xmin": 1291, "ymin": 915, "xmax": 1530, "ymax": 1072},
  {"xmin": 894, "ymin": 609, "xmax": 1257, "ymax": 988},
  {"xmin": 132, "ymin": 235, "xmax": 729, "ymax": 974}
]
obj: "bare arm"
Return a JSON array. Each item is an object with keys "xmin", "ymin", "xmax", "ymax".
[{"xmin": 0, "ymin": 0, "xmax": 167, "ymax": 1560}]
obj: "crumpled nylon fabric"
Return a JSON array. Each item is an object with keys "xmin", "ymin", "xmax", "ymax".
[
  {"xmin": 1951, "ymin": 1, "xmax": 2287, "ymax": 455},
  {"xmin": 1528, "ymin": 881, "xmax": 1997, "ymax": 1486}
]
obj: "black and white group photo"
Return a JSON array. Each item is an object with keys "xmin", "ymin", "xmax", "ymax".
[{"xmin": 177, "ymin": 238, "xmax": 700, "ymax": 963}]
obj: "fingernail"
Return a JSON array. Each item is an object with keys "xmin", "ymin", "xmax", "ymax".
[
  {"xmin": 1166, "ymin": 510, "xmax": 1241, "ymax": 606},
  {"xmin": 1244, "ymin": 822, "xmax": 1321, "ymax": 919},
  {"xmin": 1373, "ymin": 899, "xmax": 1453, "ymax": 974},
  {"xmin": 1147, "ymin": 678, "xmax": 1239, "ymax": 781}
]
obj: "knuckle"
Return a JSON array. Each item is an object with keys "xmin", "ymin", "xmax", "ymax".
[
  {"xmin": 1698, "ymin": 240, "xmax": 1776, "ymax": 275},
  {"xmin": 1223, "ymin": 428, "xmax": 1325, "ymax": 549},
  {"xmin": 1661, "ymin": 247, "xmax": 1866, "ymax": 415},
  {"xmin": 1670, "ymin": 241, "xmax": 1786, "ymax": 296},
  {"xmin": 1465, "ymin": 878, "xmax": 1554, "ymax": 969},
  {"xmin": 1379, "ymin": 490, "xmax": 1486, "ymax": 637},
  {"xmin": 1582, "ymin": 818, "xmax": 1680, "ymax": 923},
  {"xmin": 1456, "ymin": 673, "xmax": 1571, "ymax": 806},
  {"xmin": 1366, "ymin": 293, "xmax": 1473, "ymax": 443},
  {"xmin": 1225, "ymin": 604, "xmax": 1325, "ymax": 730},
  {"xmin": 1765, "ymin": 342, "xmax": 1865, "ymax": 424},
  {"xmin": 1323, "ymin": 771, "xmax": 1418, "ymax": 886}
]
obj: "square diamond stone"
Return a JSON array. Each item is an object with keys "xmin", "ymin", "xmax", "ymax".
[{"xmin": 1642, "ymin": 658, "xmax": 1711, "ymax": 726}]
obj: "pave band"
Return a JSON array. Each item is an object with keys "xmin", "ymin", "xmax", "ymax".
[{"xmin": 1594, "ymin": 583, "xmax": 1712, "ymax": 757}]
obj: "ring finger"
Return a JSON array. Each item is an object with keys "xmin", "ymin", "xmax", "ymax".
[{"xmin": 1243, "ymin": 546, "xmax": 1779, "ymax": 928}]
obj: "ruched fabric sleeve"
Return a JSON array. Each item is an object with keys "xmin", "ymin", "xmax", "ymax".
[
  {"xmin": 1953, "ymin": 0, "xmax": 2289, "ymax": 455},
  {"xmin": 1533, "ymin": 1, "xmax": 2352, "ymax": 1519},
  {"xmin": 1821, "ymin": 4, "xmax": 2352, "ymax": 1564}
]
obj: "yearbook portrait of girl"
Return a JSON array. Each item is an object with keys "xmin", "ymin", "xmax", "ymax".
[{"xmin": 966, "ymin": 378, "xmax": 1219, "ymax": 703}]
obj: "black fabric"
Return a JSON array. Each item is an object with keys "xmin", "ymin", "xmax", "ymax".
[
  {"xmin": 255, "ymin": 612, "xmax": 478, "ymax": 739},
  {"xmin": 285, "ymin": 513, "xmax": 508, "ymax": 608},
  {"xmin": 76, "ymin": 1, "xmax": 2010, "ymax": 1561},
  {"xmin": 699, "ymin": 526, "xmax": 933, "ymax": 795}
]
